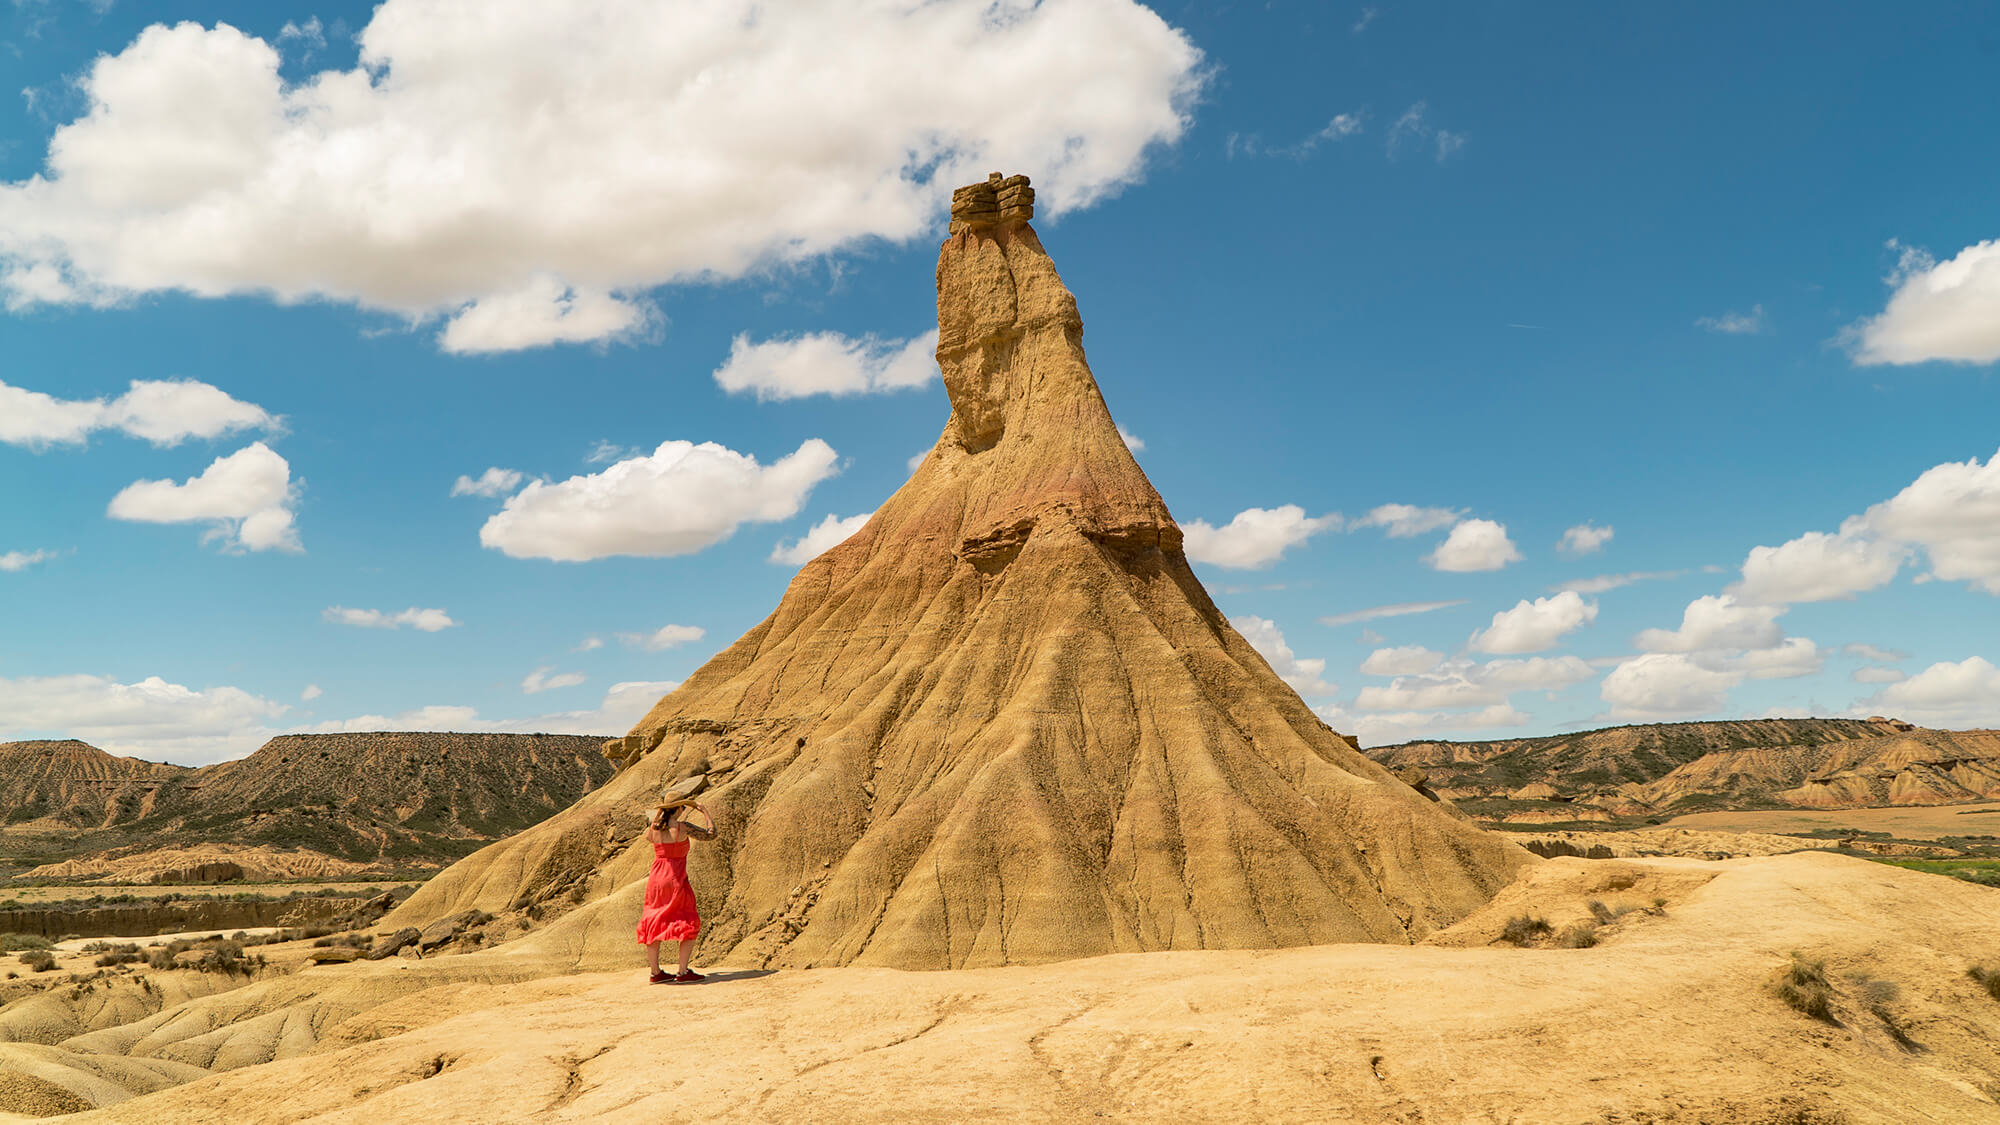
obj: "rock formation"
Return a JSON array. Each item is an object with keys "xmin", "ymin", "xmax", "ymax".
[{"xmin": 396, "ymin": 173, "xmax": 1529, "ymax": 968}]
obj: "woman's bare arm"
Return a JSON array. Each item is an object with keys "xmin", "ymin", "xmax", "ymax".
[{"xmin": 677, "ymin": 805, "xmax": 718, "ymax": 841}]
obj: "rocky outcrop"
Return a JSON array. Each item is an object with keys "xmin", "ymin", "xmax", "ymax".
[{"xmin": 390, "ymin": 174, "xmax": 1529, "ymax": 970}]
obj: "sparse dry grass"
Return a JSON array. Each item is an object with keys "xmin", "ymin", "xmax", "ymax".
[
  {"xmin": 1775, "ymin": 953, "xmax": 1837, "ymax": 1024},
  {"xmin": 1555, "ymin": 922, "xmax": 1599, "ymax": 949},
  {"xmin": 1497, "ymin": 915, "xmax": 1552, "ymax": 946},
  {"xmin": 1970, "ymin": 965, "xmax": 2000, "ymax": 1003}
]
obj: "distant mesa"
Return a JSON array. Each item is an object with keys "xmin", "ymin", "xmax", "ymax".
[{"xmin": 400, "ymin": 173, "xmax": 1529, "ymax": 971}]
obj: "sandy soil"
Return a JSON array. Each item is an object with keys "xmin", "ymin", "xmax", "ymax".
[
  {"xmin": 13, "ymin": 852, "xmax": 1990, "ymax": 1125},
  {"xmin": 1665, "ymin": 801, "xmax": 2000, "ymax": 840}
]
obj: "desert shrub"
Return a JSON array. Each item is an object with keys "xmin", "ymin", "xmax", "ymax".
[
  {"xmin": 1555, "ymin": 922, "xmax": 1599, "ymax": 949},
  {"xmin": 1498, "ymin": 915, "xmax": 1552, "ymax": 946},
  {"xmin": 1776, "ymin": 953, "xmax": 1838, "ymax": 1024},
  {"xmin": 1970, "ymin": 966, "xmax": 2000, "ymax": 1003},
  {"xmin": 0, "ymin": 933, "xmax": 53, "ymax": 952},
  {"xmin": 18, "ymin": 950, "xmax": 56, "ymax": 972}
]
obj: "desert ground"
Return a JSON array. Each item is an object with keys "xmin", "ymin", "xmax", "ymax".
[
  {"xmin": 0, "ymin": 851, "xmax": 1985, "ymax": 1124},
  {"xmin": 1664, "ymin": 802, "xmax": 2000, "ymax": 841}
]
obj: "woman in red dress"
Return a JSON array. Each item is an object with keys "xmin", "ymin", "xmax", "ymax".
[{"xmin": 636, "ymin": 800, "xmax": 715, "ymax": 984}]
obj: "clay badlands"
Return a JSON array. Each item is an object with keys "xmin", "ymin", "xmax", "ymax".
[{"xmin": 3, "ymin": 179, "xmax": 1997, "ymax": 1123}]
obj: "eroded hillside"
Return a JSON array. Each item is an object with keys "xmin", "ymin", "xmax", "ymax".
[
  {"xmin": 1371, "ymin": 716, "xmax": 2000, "ymax": 823},
  {"xmin": 0, "ymin": 733, "xmax": 616, "ymax": 875}
]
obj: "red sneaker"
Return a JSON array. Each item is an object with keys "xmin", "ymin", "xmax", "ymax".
[
  {"xmin": 648, "ymin": 970, "xmax": 672, "ymax": 985},
  {"xmin": 672, "ymin": 970, "xmax": 705, "ymax": 984}
]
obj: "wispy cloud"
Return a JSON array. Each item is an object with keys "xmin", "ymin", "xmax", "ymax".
[
  {"xmin": 1226, "ymin": 111, "xmax": 1365, "ymax": 161},
  {"xmin": 1552, "ymin": 569, "xmax": 1686, "ymax": 595},
  {"xmin": 322, "ymin": 606, "xmax": 459, "ymax": 632},
  {"xmin": 1387, "ymin": 101, "xmax": 1466, "ymax": 163},
  {"xmin": 1319, "ymin": 599, "xmax": 1468, "ymax": 627},
  {"xmin": 1697, "ymin": 305, "xmax": 1765, "ymax": 334}
]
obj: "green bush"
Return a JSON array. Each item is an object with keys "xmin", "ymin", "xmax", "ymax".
[
  {"xmin": 18, "ymin": 950, "xmax": 56, "ymax": 972},
  {"xmin": 0, "ymin": 933, "xmax": 53, "ymax": 952}
]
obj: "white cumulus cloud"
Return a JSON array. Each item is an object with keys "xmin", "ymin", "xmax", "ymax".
[
  {"xmin": 479, "ymin": 438, "xmax": 838, "ymax": 561},
  {"xmin": 1723, "ymin": 446, "xmax": 2000, "ymax": 604},
  {"xmin": 1426, "ymin": 518, "xmax": 1521, "ymax": 572},
  {"xmin": 771, "ymin": 511, "xmax": 874, "ymax": 567},
  {"xmin": 1863, "ymin": 447, "xmax": 2000, "ymax": 594},
  {"xmin": 0, "ymin": 672, "xmax": 289, "ymax": 765},
  {"xmin": 450, "ymin": 467, "xmax": 525, "ymax": 498},
  {"xmin": 0, "ymin": 3, "xmax": 1201, "ymax": 351},
  {"xmin": 1730, "ymin": 518, "xmax": 1906, "ymax": 604},
  {"xmin": 1852, "ymin": 239, "xmax": 2000, "ymax": 366},
  {"xmin": 106, "ymin": 440, "xmax": 300, "ymax": 552},
  {"xmin": 714, "ymin": 330, "xmax": 937, "ymax": 401},
  {"xmin": 1600, "ymin": 653, "xmax": 1740, "ymax": 720},
  {"xmin": 322, "ymin": 606, "xmax": 458, "ymax": 632},
  {"xmin": 0, "ymin": 377, "xmax": 277, "ymax": 449},
  {"xmin": 1635, "ymin": 594, "xmax": 1785, "ymax": 653},
  {"xmin": 619, "ymin": 623, "xmax": 706, "ymax": 653},
  {"xmin": 1557, "ymin": 522, "xmax": 1613, "ymax": 556},
  {"xmin": 1864, "ymin": 656, "xmax": 2000, "ymax": 727},
  {"xmin": 1722, "ymin": 636, "xmax": 1823, "ymax": 681},
  {"xmin": 1231, "ymin": 615, "xmax": 1337, "ymax": 697},
  {"xmin": 1182, "ymin": 505, "xmax": 1339, "ymax": 569},
  {"xmin": 1469, "ymin": 591, "xmax": 1598, "ymax": 655},
  {"xmin": 439, "ymin": 276, "xmax": 658, "ymax": 355}
]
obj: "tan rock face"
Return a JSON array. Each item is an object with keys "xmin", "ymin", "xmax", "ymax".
[{"xmin": 392, "ymin": 175, "xmax": 1529, "ymax": 969}]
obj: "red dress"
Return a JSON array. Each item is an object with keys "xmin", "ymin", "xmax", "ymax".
[{"xmin": 636, "ymin": 838, "xmax": 701, "ymax": 944}]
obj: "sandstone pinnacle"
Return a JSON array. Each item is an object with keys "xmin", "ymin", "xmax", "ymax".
[{"xmin": 390, "ymin": 174, "xmax": 1531, "ymax": 968}]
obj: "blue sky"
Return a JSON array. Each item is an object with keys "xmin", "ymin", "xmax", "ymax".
[{"xmin": 2, "ymin": 0, "xmax": 1996, "ymax": 764}]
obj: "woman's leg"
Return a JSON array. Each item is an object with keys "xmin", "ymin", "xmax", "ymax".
[
  {"xmin": 647, "ymin": 941, "xmax": 661, "ymax": 973},
  {"xmin": 677, "ymin": 938, "xmax": 695, "ymax": 975}
]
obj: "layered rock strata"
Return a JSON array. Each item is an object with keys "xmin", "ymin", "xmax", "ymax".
[{"xmin": 395, "ymin": 174, "xmax": 1530, "ymax": 969}]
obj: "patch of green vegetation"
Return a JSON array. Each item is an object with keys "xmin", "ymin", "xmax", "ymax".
[
  {"xmin": 1866, "ymin": 858, "xmax": 2000, "ymax": 888},
  {"xmin": 0, "ymin": 933, "xmax": 54, "ymax": 951}
]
